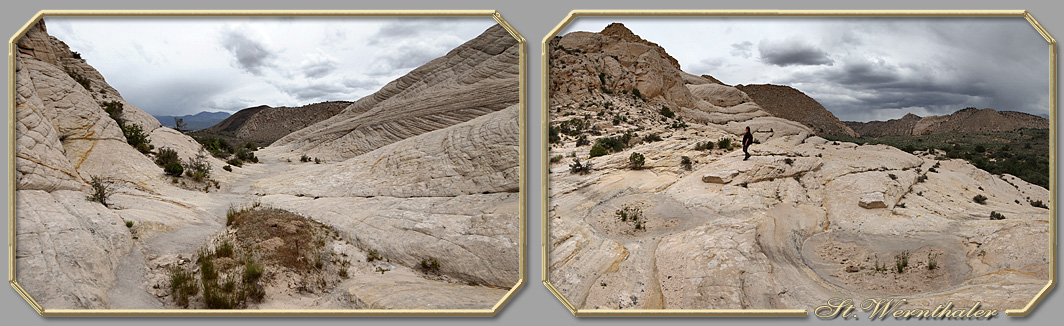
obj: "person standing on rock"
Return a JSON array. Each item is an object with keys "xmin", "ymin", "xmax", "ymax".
[{"xmin": 742, "ymin": 126, "xmax": 753, "ymax": 161}]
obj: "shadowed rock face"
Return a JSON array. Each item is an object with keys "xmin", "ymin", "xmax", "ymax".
[
  {"xmin": 272, "ymin": 24, "xmax": 520, "ymax": 161},
  {"xmin": 547, "ymin": 23, "xmax": 1049, "ymax": 311},
  {"xmin": 201, "ymin": 101, "xmax": 353, "ymax": 146},
  {"xmin": 735, "ymin": 84, "xmax": 859, "ymax": 138},
  {"xmin": 846, "ymin": 108, "xmax": 1049, "ymax": 137}
]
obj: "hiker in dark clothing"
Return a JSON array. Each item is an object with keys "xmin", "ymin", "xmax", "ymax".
[{"xmin": 742, "ymin": 126, "xmax": 753, "ymax": 161}]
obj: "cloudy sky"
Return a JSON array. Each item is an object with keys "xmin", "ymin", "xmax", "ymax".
[
  {"xmin": 45, "ymin": 17, "xmax": 497, "ymax": 116},
  {"xmin": 563, "ymin": 17, "xmax": 1051, "ymax": 122}
]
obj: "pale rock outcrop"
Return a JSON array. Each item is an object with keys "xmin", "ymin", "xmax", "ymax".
[
  {"xmin": 15, "ymin": 190, "xmax": 134, "ymax": 308},
  {"xmin": 254, "ymin": 105, "xmax": 519, "ymax": 198},
  {"xmin": 273, "ymin": 24, "xmax": 519, "ymax": 161}
]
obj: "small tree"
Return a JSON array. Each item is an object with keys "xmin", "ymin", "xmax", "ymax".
[
  {"xmin": 628, "ymin": 152, "xmax": 645, "ymax": 170},
  {"xmin": 174, "ymin": 117, "xmax": 188, "ymax": 131},
  {"xmin": 86, "ymin": 176, "xmax": 113, "ymax": 207},
  {"xmin": 680, "ymin": 156, "xmax": 692, "ymax": 170}
]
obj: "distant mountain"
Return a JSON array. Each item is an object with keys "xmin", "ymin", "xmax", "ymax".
[
  {"xmin": 197, "ymin": 101, "xmax": 352, "ymax": 146},
  {"xmin": 735, "ymin": 84, "xmax": 858, "ymax": 138},
  {"xmin": 154, "ymin": 111, "xmax": 231, "ymax": 131},
  {"xmin": 845, "ymin": 107, "xmax": 1048, "ymax": 137}
]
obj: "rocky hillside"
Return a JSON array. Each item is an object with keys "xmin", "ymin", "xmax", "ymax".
[
  {"xmin": 199, "ymin": 101, "xmax": 352, "ymax": 146},
  {"xmin": 14, "ymin": 19, "xmax": 231, "ymax": 309},
  {"xmin": 736, "ymin": 84, "xmax": 858, "ymax": 138},
  {"xmin": 154, "ymin": 111, "xmax": 230, "ymax": 131},
  {"xmin": 272, "ymin": 24, "xmax": 520, "ymax": 161},
  {"xmin": 846, "ymin": 107, "xmax": 1049, "ymax": 137},
  {"xmin": 547, "ymin": 23, "xmax": 1048, "ymax": 311}
]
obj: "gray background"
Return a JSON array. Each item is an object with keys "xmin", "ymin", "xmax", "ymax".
[{"xmin": 1, "ymin": 0, "xmax": 1060, "ymax": 324}]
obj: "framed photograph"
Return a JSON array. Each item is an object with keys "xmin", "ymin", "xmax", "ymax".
[
  {"xmin": 9, "ymin": 10, "xmax": 525, "ymax": 316},
  {"xmin": 542, "ymin": 10, "xmax": 1054, "ymax": 318}
]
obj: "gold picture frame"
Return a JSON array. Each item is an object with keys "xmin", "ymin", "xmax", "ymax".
[
  {"xmin": 540, "ymin": 9, "xmax": 1055, "ymax": 318},
  {"xmin": 8, "ymin": 9, "xmax": 527, "ymax": 316}
]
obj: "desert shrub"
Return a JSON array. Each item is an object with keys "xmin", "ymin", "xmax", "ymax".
[
  {"xmin": 680, "ymin": 156, "xmax": 692, "ymax": 170},
  {"xmin": 575, "ymin": 134, "xmax": 591, "ymax": 147},
  {"xmin": 86, "ymin": 176, "xmax": 112, "ymax": 206},
  {"xmin": 102, "ymin": 101, "xmax": 124, "ymax": 123},
  {"xmin": 628, "ymin": 152, "xmax": 645, "ymax": 170},
  {"xmin": 589, "ymin": 143, "xmax": 609, "ymax": 158},
  {"xmin": 548, "ymin": 126, "xmax": 561, "ymax": 144},
  {"xmin": 165, "ymin": 159, "xmax": 184, "ymax": 178},
  {"xmin": 235, "ymin": 148, "xmax": 258, "ymax": 163},
  {"xmin": 419, "ymin": 258, "xmax": 441, "ymax": 274},
  {"xmin": 973, "ymin": 194, "xmax": 988, "ymax": 205},
  {"xmin": 633, "ymin": 88, "xmax": 644, "ymax": 100},
  {"xmin": 569, "ymin": 158, "xmax": 593, "ymax": 175},
  {"xmin": 120, "ymin": 123, "xmax": 153, "ymax": 154},
  {"xmin": 888, "ymin": 173, "xmax": 897, "ymax": 180},
  {"xmin": 916, "ymin": 174, "xmax": 928, "ymax": 183},
  {"xmin": 155, "ymin": 147, "xmax": 180, "ymax": 166},
  {"xmin": 694, "ymin": 141, "xmax": 714, "ymax": 151},
  {"xmin": 1030, "ymin": 200, "xmax": 1048, "ymax": 209},
  {"xmin": 717, "ymin": 137, "xmax": 732, "ymax": 150},
  {"xmin": 125, "ymin": 220, "xmax": 134, "ymax": 228},
  {"xmin": 227, "ymin": 158, "xmax": 243, "ymax": 167},
  {"xmin": 644, "ymin": 134, "xmax": 663, "ymax": 142},
  {"xmin": 989, "ymin": 211, "xmax": 1006, "ymax": 220},
  {"xmin": 895, "ymin": 252, "xmax": 910, "ymax": 273},
  {"xmin": 168, "ymin": 267, "xmax": 198, "ymax": 308},
  {"xmin": 615, "ymin": 205, "xmax": 646, "ymax": 231},
  {"xmin": 184, "ymin": 153, "xmax": 212, "ymax": 182},
  {"xmin": 223, "ymin": 165, "xmax": 233, "ymax": 172},
  {"xmin": 550, "ymin": 155, "xmax": 563, "ymax": 164},
  {"xmin": 927, "ymin": 253, "xmax": 938, "ymax": 271},
  {"xmin": 215, "ymin": 240, "xmax": 234, "ymax": 258},
  {"xmin": 314, "ymin": 157, "xmax": 322, "ymax": 164},
  {"xmin": 659, "ymin": 106, "xmax": 675, "ymax": 119},
  {"xmin": 366, "ymin": 249, "xmax": 382, "ymax": 262},
  {"xmin": 300, "ymin": 154, "xmax": 311, "ymax": 162},
  {"xmin": 784, "ymin": 158, "xmax": 794, "ymax": 166}
]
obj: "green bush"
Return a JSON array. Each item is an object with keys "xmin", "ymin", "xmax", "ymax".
[
  {"xmin": 366, "ymin": 249, "xmax": 382, "ymax": 262},
  {"xmin": 419, "ymin": 258, "xmax": 441, "ymax": 274},
  {"xmin": 1030, "ymin": 200, "xmax": 1048, "ymax": 209},
  {"xmin": 680, "ymin": 156, "xmax": 692, "ymax": 170},
  {"xmin": 102, "ymin": 101, "xmax": 124, "ymax": 123},
  {"xmin": 895, "ymin": 252, "xmax": 910, "ymax": 273},
  {"xmin": 164, "ymin": 159, "xmax": 184, "ymax": 178},
  {"xmin": 125, "ymin": 220, "xmax": 134, "ymax": 228},
  {"xmin": 628, "ymin": 152, "xmax": 645, "ymax": 170},
  {"xmin": 717, "ymin": 137, "xmax": 732, "ymax": 150},
  {"xmin": 575, "ymin": 135, "xmax": 590, "ymax": 147},
  {"xmin": 168, "ymin": 267, "xmax": 198, "ymax": 308},
  {"xmin": 989, "ymin": 211, "xmax": 1006, "ymax": 220},
  {"xmin": 659, "ymin": 106, "xmax": 675, "ymax": 119},
  {"xmin": 184, "ymin": 153, "xmax": 212, "ymax": 182},
  {"xmin": 85, "ymin": 175, "xmax": 112, "ymax": 207},
  {"xmin": 121, "ymin": 123, "xmax": 153, "ymax": 154},
  {"xmin": 227, "ymin": 158, "xmax": 243, "ymax": 167},
  {"xmin": 694, "ymin": 141, "xmax": 714, "ymax": 151},
  {"xmin": 300, "ymin": 154, "xmax": 311, "ymax": 162},
  {"xmin": 550, "ymin": 155, "xmax": 563, "ymax": 164},
  {"xmin": 569, "ymin": 158, "xmax": 593, "ymax": 175},
  {"xmin": 644, "ymin": 134, "xmax": 663, "ymax": 142},
  {"xmin": 973, "ymin": 194, "xmax": 988, "ymax": 205},
  {"xmin": 589, "ymin": 143, "xmax": 609, "ymax": 158}
]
